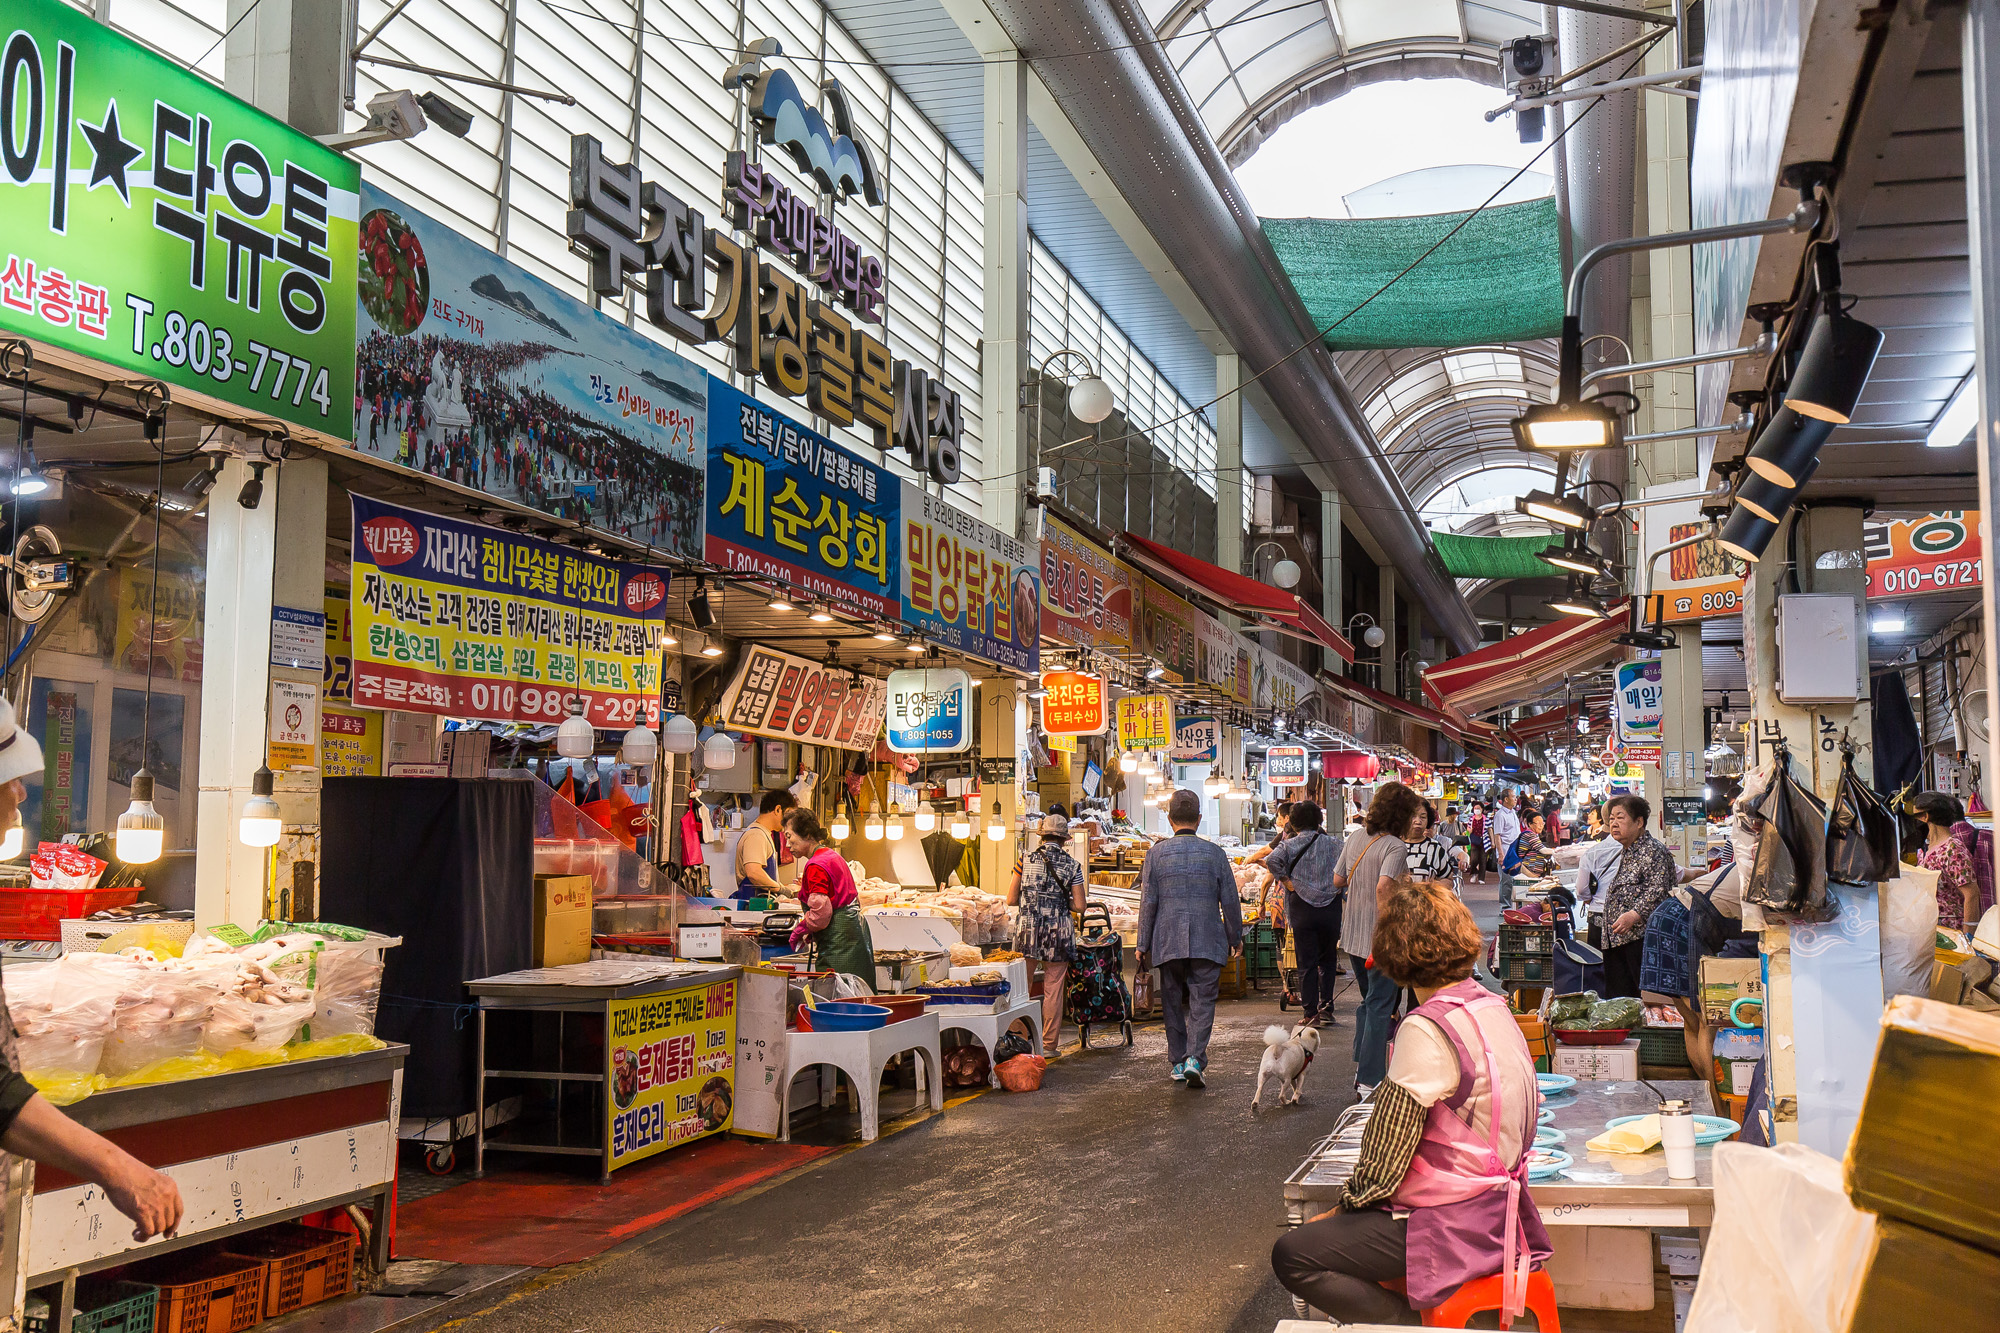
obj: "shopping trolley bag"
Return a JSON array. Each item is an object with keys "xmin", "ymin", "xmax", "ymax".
[{"xmin": 1065, "ymin": 904, "xmax": 1134, "ymax": 1047}]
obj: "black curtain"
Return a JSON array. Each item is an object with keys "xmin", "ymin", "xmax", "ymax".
[
  {"xmin": 1871, "ymin": 672, "xmax": 1924, "ymax": 798},
  {"xmin": 320, "ymin": 778, "xmax": 534, "ymax": 1118}
]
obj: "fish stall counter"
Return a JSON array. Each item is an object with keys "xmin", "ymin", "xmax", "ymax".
[{"xmin": 467, "ymin": 959, "xmax": 743, "ymax": 1181}]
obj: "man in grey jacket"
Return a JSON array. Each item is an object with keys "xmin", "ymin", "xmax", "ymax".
[{"xmin": 1137, "ymin": 789, "xmax": 1243, "ymax": 1088}]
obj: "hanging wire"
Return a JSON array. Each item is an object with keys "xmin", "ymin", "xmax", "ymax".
[{"xmin": 141, "ymin": 428, "xmax": 166, "ymax": 780}]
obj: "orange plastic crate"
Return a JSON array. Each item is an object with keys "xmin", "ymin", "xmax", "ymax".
[
  {"xmin": 221, "ymin": 1224, "xmax": 355, "ymax": 1318},
  {"xmin": 0, "ymin": 886, "xmax": 142, "ymax": 940},
  {"xmin": 124, "ymin": 1251, "xmax": 263, "ymax": 1333}
]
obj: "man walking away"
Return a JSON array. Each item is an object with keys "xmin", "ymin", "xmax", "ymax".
[{"xmin": 1137, "ymin": 789, "xmax": 1243, "ymax": 1088}]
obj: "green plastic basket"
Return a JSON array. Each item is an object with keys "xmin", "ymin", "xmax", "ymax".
[
  {"xmin": 1638, "ymin": 1024, "xmax": 1692, "ymax": 1067},
  {"xmin": 27, "ymin": 1282, "xmax": 157, "ymax": 1333}
]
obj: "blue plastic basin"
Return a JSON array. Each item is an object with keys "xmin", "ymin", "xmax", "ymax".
[{"xmin": 805, "ymin": 1001, "xmax": 892, "ymax": 1032}]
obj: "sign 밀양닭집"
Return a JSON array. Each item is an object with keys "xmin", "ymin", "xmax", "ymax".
[
  {"xmin": 883, "ymin": 666, "xmax": 971, "ymax": 754},
  {"xmin": 347, "ymin": 494, "xmax": 671, "ymax": 727},
  {"xmin": 1039, "ymin": 671, "xmax": 1107, "ymax": 737},
  {"xmin": 607, "ymin": 978, "xmax": 737, "ymax": 1171},
  {"xmin": 900, "ymin": 482, "xmax": 1040, "ymax": 673},
  {"xmin": 1615, "ymin": 660, "xmax": 1664, "ymax": 746},
  {"xmin": 716, "ymin": 644, "xmax": 888, "ymax": 752},
  {"xmin": 1266, "ymin": 745, "xmax": 1308, "ymax": 787},
  {"xmin": 706, "ymin": 378, "xmax": 899, "ymax": 618},
  {"xmin": 0, "ymin": 0, "xmax": 359, "ymax": 441}
]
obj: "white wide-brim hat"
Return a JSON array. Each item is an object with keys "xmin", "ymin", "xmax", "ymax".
[{"xmin": 0, "ymin": 695, "xmax": 44, "ymax": 787}]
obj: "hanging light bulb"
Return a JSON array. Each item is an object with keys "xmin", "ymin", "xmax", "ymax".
[
  {"xmin": 830, "ymin": 809, "xmax": 852, "ymax": 840},
  {"xmin": 1204, "ymin": 772, "xmax": 1227, "ymax": 797},
  {"xmin": 702, "ymin": 730, "xmax": 738, "ymax": 769},
  {"xmin": 237, "ymin": 765, "xmax": 281, "ymax": 848},
  {"xmin": 914, "ymin": 804, "xmax": 937, "ymax": 833},
  {"xmin": 116, "ymin": 769, "xmax": 166, "ymax": 864},
  {"xmin": 661, "ymin": 713, "xmax": 699, "ymax": 754},
  {"xmin": 1119, "ymin": 751, "xmax": 1138, "ymax": 774},
  {"xmin": 986, "ymin": 804, "xmax": 1007, "ymax": 840},
  {"xmin": 864, "ymin": 808, "xmax": 885, "ymax": 840},
  {"xmin": 0, "ymin": 822, "xmax": 21, "ymax": 860},
  {"xmin": 886, "ymin": 805, "xmax": 906, "ymax": 840},
  {"xmin": 620, "ymin": 719, "xmax": 658, "ymax": 766},
  {"xmin": 555, "ymin": 698, "xmax": 595, "ymax": 758},
  {"xmin": 1137, "ymin": 754, "xmax": 1157, "ymax": 775},
  {"xmin": 949, "ymin": 809, "xmax": 973, "ymax": 839}
]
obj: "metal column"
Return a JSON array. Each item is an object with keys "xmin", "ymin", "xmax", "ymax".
[
  {"xmin": 1215, "ymin": 354, "xmax": 1244, "ymax": 589},
  {"xmin": 979, "ymin": 46, "xmax": 1030, "ymax": 542},
  {"xmin": 1964, "ymin": 1, "xmax": 2000, "ymax": 846}
]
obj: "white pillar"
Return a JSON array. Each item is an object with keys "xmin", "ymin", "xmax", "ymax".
[
  {"xmin": 223, "ymin": 0, "xmax": 345, "ymax": 136},
  {"xmin": 1216, "ymin": 355, "xmax": 1245, "ymax": 629},
  {"xmin": 1321, "ymin": 488, "xmax": 1343, "ymax": 669},
  {"xmin": 1964, "ymin": 0, "xmax": 2000, "ymax": 877},
  {"xmin": 980, "ymin": 48, "xmax": 1030, "ymax": 542},
  {"xmin": 1377, "ymin": 566, "xmax": 1397, "ymax": 695}
]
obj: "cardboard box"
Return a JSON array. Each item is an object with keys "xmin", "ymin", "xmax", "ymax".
[
  {"xmin": 1553, "ymin": 1037, "xmax": 1641, "ymax": 1081},
  {"xmin": 1547, "ymin": 1225, "xmax": 1654, "ymax": 1310},
  {"xmin": 533, "ymin": 873, "xmax": 593, "ymax": 966},
  {"xmin": 1699, "ymin": 956, "xmax": 1764, "ymax": 1027},
  {"xmin": 1846, "ymin": 1215, "xmax": 2000, "ymax": 1332}
]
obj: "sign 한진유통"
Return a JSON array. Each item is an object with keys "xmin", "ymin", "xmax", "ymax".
[
  {"xmin": 606, "ymin": 979, "xmax": 737, "ymax": 1171},
  {"xmin": 1038, "ymin": 514, "xmax": 1135, "ymax": 649},
  {"xmin": 717, "ymin": 644, "xmax": 888, "ymax": 752},
  {"xmin": 347, "ymin": 495, "xmax": 670, "ymax": 727},
  {"xmin": 1039, "ymin": 671, "xmax": 1107, "ymax": 736},
  {"xmin": 0, "ymin": 0, "xmax": 359, "ymax": 441}
]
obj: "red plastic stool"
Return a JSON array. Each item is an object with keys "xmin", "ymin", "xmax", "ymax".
[{"xmin": 1420, "ymin": 1269, "xmax": 1561, "ymax": 1330}]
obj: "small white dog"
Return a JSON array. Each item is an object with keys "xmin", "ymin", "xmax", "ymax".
[{"xmin": 1252, "ymin": 1022, "xmax": 1321, "ymax": 1111}]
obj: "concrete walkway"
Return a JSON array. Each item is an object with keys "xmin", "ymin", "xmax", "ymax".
[{"xmin": 421, "ymin": 990, "xmax": 1364, "ymax": 1333}]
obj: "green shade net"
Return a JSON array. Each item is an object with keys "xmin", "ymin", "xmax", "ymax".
[
  {"xmin": 1431, "ymin": 531, "xmax": 1560, "ymax": 580},
  {"xmin": 1262, "ymin": 197, "xmax": 1565, "ymax": 350}
]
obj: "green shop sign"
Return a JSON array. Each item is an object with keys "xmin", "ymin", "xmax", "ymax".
[{"xmin": 0, "ymin": 0, "xmax": 358, "ymax": 440}]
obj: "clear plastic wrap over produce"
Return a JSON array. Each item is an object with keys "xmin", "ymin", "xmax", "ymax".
[
  {"xmin": 75, "ymin": 954, "xmax": 215, "ymax": 1078},
  {"xmin": 4, "ymin": 958, "xmax": 119, "ymax": 1074}
]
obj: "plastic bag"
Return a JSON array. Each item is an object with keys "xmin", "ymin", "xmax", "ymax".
[
  {"xmin": 286, "ymin": 1033, "xmax": 387, "ymax": 1062},
  {"xmin": 994, "ymin": 1053, "xmax": 1047, "ymax": 1092},
  {"xmin": 1587, "ymin": 996, "xmax": 1646, "ymax": 1030},
  {"xmin": 26, "ymin": 1070, "xmax": 104, "ymax": 1105},
  {"xmin": 5, "ymin": 958, "xmax": 120, "ymax": 1075},
  {"xmin": 1548, "ymin": 991, "xmax": 1598, "ymax": 1026},
  {"xmin": 1880, "ymin": 866, "xmax": 1940, "ymax": 1001},
  {"xmin": 1745, "ymin": 748, "xmax": 1839, "ymax": 921},
  {"xmin": 1684, "ymin": 1142, "xmax": 1876, "ymax": 1333},
  {"xmin": 70, "ymin": 955, "xmax": 214, "ymax": 1078},
  {"xmin": 1827, "ymin": 748, "xmax": 1900, "ymax": 884}
]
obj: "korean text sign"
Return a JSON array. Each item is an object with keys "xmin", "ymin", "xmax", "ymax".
[
  {"xmin": 1115, "ymin": 694, "xmax": 1173, "ymax": 750},
  {"xmin": 901, "ymin": 482, "xmax": 1040, "ymax": 673},
  {"xmin": 1137, "ymin": 579, "xmax": 1200, "ymax": 683},
  {"xmin": 606, "ymin": 979, "xmax": 738, "ymax": 1170},
  {"xmin": 1173, "ymin": 715, "xmax": 1220, "ymax": 764},
  {"xmin": 717, "ymin": 644, "xmax": 889, "ymax": 752},
  {"xmin": 1615, "ymin": 661, "xmax": 1664, "ymax": 745},
  {"xmin": 1266, "ymin": 746, "xmax": 1308, "ymax": 787},
  {"xmin": 1864, "ymin": 511, "xmax": 1984, "ymax": 598},
  {"xmin": 0, "ymin": 0, "xmax": 358, "ymax": 440},
  {"xmin": 706, "ymin": 378, "xmax": 899, "ymax": 617},
  {"xmin": 1039, "ymin": 515, "xmax": 1135, "ymax": 649},
  {"xmin": 884, "ymin": 666, "xmax": 971, "ymax": 754},
  {"xmin": 347, "ymin": 495, "xmax": 670, "ymax": 727},
  {"xmin": 1039, "ymin": 671, "xmax": 1107, "ymax": 737}
]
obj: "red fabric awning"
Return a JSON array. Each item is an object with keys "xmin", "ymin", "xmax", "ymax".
[
  {"xmin": 1322, "ymin": 751, "xmax": 1381, "ymax": 782},
  {"xmin": 1321, "ymin": 673, "xmax": 1461, "ymax": 741},
  {"xmin": 1421, "ymin": 603, "xmax": 1632, "ymax": 716},
  {"xmin": 1504, "ymin": 704, "xmax": 1605, "ymax": 744},
  {"xmin": 1119, "ymin": 532, "xmax": 1356, "ymax": 663}
]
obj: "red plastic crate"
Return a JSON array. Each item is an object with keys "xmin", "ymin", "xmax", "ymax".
[{"xmin": 0, "ymin": 887, "xmax": 142, "ymax": 940}]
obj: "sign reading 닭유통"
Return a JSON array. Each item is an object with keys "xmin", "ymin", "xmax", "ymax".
[
  {"xmin": 347, "ymin": 495, "xmax": 670, "ymax": 727},
  {"xmin": 0, "ymin": 0, "xmax": 359, "ymax": 441}
]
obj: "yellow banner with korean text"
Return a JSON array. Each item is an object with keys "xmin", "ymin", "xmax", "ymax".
[{"xmin": 1115, "ymin": 694, "xmax": 1173, "ymax": 750}]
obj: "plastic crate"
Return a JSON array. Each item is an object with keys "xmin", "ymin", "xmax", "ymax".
[
  {"xmin": 1638, "ymin": 1023, "xmax": 1692, "ymax": 1067},
  {"xmin": 1500, "ymin": 952, "xmax": 1559, "ymax": 986},
  {"xmin": 1498, "ymin": 924, "xmax": 1554, "ymax": 955},
  {"xmin": 1244, "ymin": 922, "xmax": 1282, "ymax": 985},
  {"xmin": 0, "ymin": 887, "xmax": 143, "ymax": 941},
  {"xmin": 222, "ymin": 1223, "xmax": 356, "ymax": 1318},
  {"xmin": 25, "ymin": 1280, "xmax": 156, "ymax": 1333},
  {"xmin": 126, "ymin": 1250, "xmax": 265, "ymax": 1333},
  {"xmin": 60, "ymin": 917, "xmax": 193, "ymax": 954}
]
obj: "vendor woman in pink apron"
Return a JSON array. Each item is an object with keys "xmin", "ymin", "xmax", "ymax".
[{"xmin": 1272, "ymin": 877, "xmax": 1552, "ymax": 1326}]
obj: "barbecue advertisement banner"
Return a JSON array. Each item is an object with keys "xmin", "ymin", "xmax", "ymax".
[
  {"xmin": 606, "ymin": 978, "xmax": 738, "ymax": 1171},
  {"xmin": 716, "ymin": 644, "xmax": 889, "ymax": 751},
  {"xmin": 900, "ymin": 482, "xmax": 1040, "ymax": 673},
  {"xmin": 1864, "ymin": 511, "xmax": 1984, "ymax": 598},
  {"xmin": 352, "ymin": 184, "xmax": 705, "ymax": 558},
  {"xmin": 347, "ymin": 495, "xmax": 670, "ymax": 727},
  {"xmin": 0, "ymin": 0, "xmax": 360, "ymax": 442},
  {"xmin": 707, "ymin": 379, "xmax": 899, "ymax": 617},
  {"xmin": 1638, "ymin": 480, "xmax": 1746, "ymax": 623},
  {"xmin": 1038, "ymin": 514, "xmax": 1137, "ymax": 649}
]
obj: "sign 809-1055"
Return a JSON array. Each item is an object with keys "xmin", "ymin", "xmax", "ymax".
[{"xmin": 126, "ymin": 296, "xmax": 332, "ymax": 417}]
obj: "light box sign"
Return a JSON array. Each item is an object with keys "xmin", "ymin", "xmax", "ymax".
[
  {"xmin": 1039, "ymin": 514, "xmax": 1135, "ymax": 649},
  {"xmin": 1615, "ymin": 660, "xmax": 1664, "ymax": 746},
  {"xmin": 706, "ymin": 378, "xmax": 899, "ymax": 618},
  {"xmin": 1137, "ymin": 579, "xmax": 1200, "ymax": 683},
  {"xmin": 1172, "ymin": 715, "xmax": 1220, "ymax": 764},
  {"xmin": 1640, "ymin": 481, "xmax": 1747, "ymax": 624},
  {"xmin": 1115, "ymin": 694, "xmax": 1172, "ymax": 750},
  {"xmin": 716, "ymin": 643, "xmax": 887, "ymax": 752},
  {"xmin": 900, "ymin": 482, "xmax": 1039, "ymax": 673},
  {"xmin": 352, "ymin": 184, "xmax": 705, "ymax": 558},
  {"xmin": 347, "ymin": 495, "xmax": 670, "ymax": 727},
  {"xmin": 1266, "ymin": 746, "xmax": 1309, "ymax": 787},
  {"xmin": 1864, "ymin": 511, "xmax": 1984, "ymax": 598},
  {"xmin": 884, "ymin": 666, "xmax": 971, "ymax": 754},
  {"xmin": 1039, "ymin": 671, "xmax": 1106, "ymax": 737},
  {"xmin": 0, "ymin": 0, "xmax": 359, "ymax": 441}
]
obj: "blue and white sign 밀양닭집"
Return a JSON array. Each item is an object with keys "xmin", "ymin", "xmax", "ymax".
[{"xmin": 884, "ymin": 667, "xmax": 972, "ymax": 754}]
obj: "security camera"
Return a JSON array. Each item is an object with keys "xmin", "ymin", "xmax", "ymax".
[
  {"xmin": 416, "ymin": 92, "xmax": 474, "ymax": 140},
  {"xmin": 316, "ymin": 90, "xmax": 430, "ymax": 152}
]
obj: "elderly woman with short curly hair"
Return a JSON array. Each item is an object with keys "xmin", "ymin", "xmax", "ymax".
[
  {"xmin": 1272, "ymin": 878, "xmax": 1551, "ymax": 1325},
  {"xmin": 1332, "ymin": 780, "xmax": 1425, "ymax": 1093}
]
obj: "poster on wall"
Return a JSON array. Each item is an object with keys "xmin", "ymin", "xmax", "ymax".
[
  {"xmin": 268, "ymin": 678, "xmax": 319, "ymax": 771},
  {"xmin": 320, "ymin": 707, "xmax": 382, "ymax": 777},
  {"xmin": 1038, "ymin": 515, "xmax": 1136, "ymax": 649},
  {"xmin": 706, "ymin": 379, "xmax": 899, "ymax": 617},
  {"xmin": 114, "ymin": 566, "xmax": 204, "ymax": 684},
  {"xmin": 883, "ymin": 667, "xmax": 972, "ymax": 754},
  {"xmin": 0, "ymin": 1, "xmax": 359, "ymax": 441},
  {"xmin": 1136, "ymin": 579, "xmax": 1201, "ymax": 682},
  {"xmin": 351, "ymin": 185, "xmax": 704, "ymax": 556},
  {"xmin": 347, "ymin": 495, "xmax": 670, "ymax": 728},
  {"xmin": 900, "ymin": 483, "xmax": 1039, "ymax": 673},
  {"xmin": 1864, "ymin": 511, "xmax": 1984, "ymax": 598},
  {"xmin": 606, "ymin": 978, "xmax": 737, "ymax": 1171},
  {"xmin": 716, "ymin": 644, "xmax": 888, "ymax": 751}
]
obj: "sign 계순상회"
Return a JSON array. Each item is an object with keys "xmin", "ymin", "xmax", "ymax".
[
  {"xmin": 901, "ymin": 482, "xmax": 1039, "ymax": 674},
  {"xmin": 347, "ymin": 495, "xmax": 670, "ymax": 728},
  {"xmin": 706, "ymin": 379, "xmax": 899, "ymax": 618},
  {"xmin": 884, "ymin": 666, "xmax": 971, "ymax": 754},
  {"xmin": 1039, "ymin": 671, "xmax": 1107, "ymax": 737},
  {"xmin": 716, "ymin": 644, "xmax": 888, "ymax": 752},
  {"xmin": 1266, "ymin": 746, "xmax": 1308, "ymax": 787},
  {"xmin": 607, "ymin": 979, "xmax": 737, "ymax": 1170},
  {"xmin": 0, "ymin": 0, "xmax": 358, "ymax": 440}
]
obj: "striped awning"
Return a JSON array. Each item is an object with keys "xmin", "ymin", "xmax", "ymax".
[{"xmin": 1422, "ymin": 605, "xmax": 1632, "ymax": 716}]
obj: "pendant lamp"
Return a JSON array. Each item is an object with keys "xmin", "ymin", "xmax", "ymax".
[
  {"xmin": 555, "ymin": 698, "xmax": 595, "ymax": 758},
  {"xmin": 620, "ymin": 721, "xmax": 658, "ymax": 766},
  {"xmin": 914, "ymin": 804, "xmax": 937, "ymax": 833},
  {"xmin": 829, "ymin": 810, "xmax": 852, "ymax": 840},
  {"xmin": 661, "ymin": 713, "xmax": 699, "ymax": 754},
  {"xmin": 864, "ymin": 808, "xmax": 885, "ymax": 840},
  {"xmin": 986, "ymin": 803, "xmax": 1007, "ymax": 840},
  {"xmin": 238, "ymin": 766, "xmax": 282, "ymax": 848},
  {"xmin": 116, "ymin": 770, "xmax": 165, "ymax": 863},
  {"xmin": 1735, "ymin": 455, "xmax": 1819, "ymax": 524},
  {"xmin": 1743, "ymin": 407, "xmax": 1834, "ymax": 488},
  {"xmin": 949, "ymin": 810, "xmax": 973, "ymax": 839},
  {"xmin": 885, "ymin": 805, "xmax": 906, "ymax": 840},
  {"xmin": 1716, "ymin": 504, "xmax": 1781, "ymax": 563},
  {"xmin": 702, "ymin": 730, "xmax": 737, "ymax": 769},
  {"xmin": 122, "ymin": 418, "xmax": 169, "ymax": 864},
  {"xmin": 1784, "ymin": 308, "xmax": 1885, "ymax": 425}
]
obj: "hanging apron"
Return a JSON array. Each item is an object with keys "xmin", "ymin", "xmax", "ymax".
[
  {"xmin": 1390, "ymin": 978, "xmax": 1554, "ymax": 1324},
  {"xmin": 811, "ymin": 904, "xmax": 876, "ymax": 983}
]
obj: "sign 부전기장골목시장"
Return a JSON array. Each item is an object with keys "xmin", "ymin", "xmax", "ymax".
[{"xmin": 0, "ymin": 0, "xmax": 358, "ymax": 440}]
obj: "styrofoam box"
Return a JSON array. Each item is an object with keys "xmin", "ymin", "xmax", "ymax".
[
  {"xmin": 953, "ymin": 957, "xmax": 1029, "ymax": 1000},
  {"xmin": 1552, "ymin": 1037, "xmax": 1641, "ymax": 1081}
]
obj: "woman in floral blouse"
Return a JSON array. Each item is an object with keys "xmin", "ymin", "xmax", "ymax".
[
  {"xmin": 1915, "ymin": 791, "xmax": 1980, "ymax": 930},
  {"xmin": 1512, "ymin": 811, "xmax": 1556, "ymax": 878}
]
